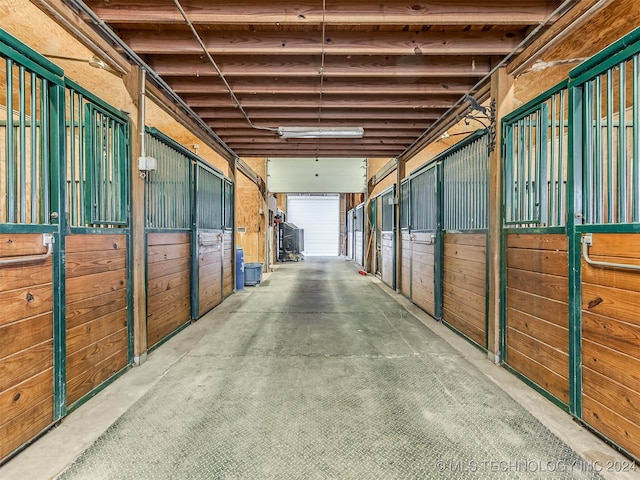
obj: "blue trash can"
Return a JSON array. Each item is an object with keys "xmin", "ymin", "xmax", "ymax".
[
  {"xmin": 244, "ymin": 263, "xmax": 263, "ymax": 286},
  {"xmin": 235, "ymin": 247, "xmax": 244, "ymax": 291}
]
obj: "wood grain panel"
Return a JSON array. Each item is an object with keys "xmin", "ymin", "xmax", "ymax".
[
  {"xmin": 223, "ymin": 231, "xmax": 233, "ymax": 297},
  {"xmin": 443, "ymin": 242, "xmax": 486, "ymax": 264},
  {"xmin": 66, "ymin": 234, "xmax": 129, "ymax": 406},
  {"xmin": 0, "ymin": 262, "xmax": 52, "ymax": 291},
  {"xmin": 67, "ymin": 349, "xmax": 128, "ymax": 405},
  {"xmin": 199, "ymin": 232, "xmax": 223, "ymax": 315},
  {"xmin": 0, "ymin": 396, "xmax": 52, "ymax": 461},
  {"xmin": 401, "ymin": 234, "xmax": 411, "ymax": 297},
  {"xmin": 582, "ymin": 395, "xmax": 640, "ymax": 461},
  {"xmin": 582, "ymin": 283, "xmax": 640, "ymax": 327},
  {"xmin": 582, "ymin": 339, "xmax": 640, "ymax": 397},
  {"xmin": 0, "ymin": 233, "xmax": 50, "ymax": 257},
  {"xmin": 507, "ymin": 327, "xmax": 568, "ymax": 379},
  {"xmin": 442, "ymin": 307, "xmax": 485, "ymax": 345},
  {"xmin": 586, "ymin": 233, "xmax": 640, "ymax": 258},
  {"xmin": 0, "ymin": 341, "xmax": 53, "ymax": 392},
  {"xmin": 148, "ymin": 301, "xmax": 191, "ymax": 347},
  {"xmin": 147, "ymin": 232, "xmax": 191, "ymax": 246},
  {"xmin": 354, "ymin": 232, "xmax": 363, "ymax": 266},
  {"xmin": 381, "ymin": 235, "xmax": 394, "ymax": 288},
  {"xmin": 147, "ymin": 242, "xmax": 191, "ymax": 264},
  {"xmin": 506, "ymin": 233, "xmax": 567, "ymax": 250},
  {"xmin": 0, "ymin": 284, "xmax": 54, "ymax": 328},
  {"xmin": 147, "ymin": 232, "xmax": 191, "ymax": 347},
  {"xmin": 505, "ymin": 347, "xmax": 569, "ymax": 403},
  {"xmin": 0, "ymin": 369, "xmax": 52, "ymax": 432},
  {"xmin": 442, "ymin": 282, "xmax": 485, "ymax": 315},
  {"xmin": 506, "ymin": 307, "xmax": 567, "ymax": 352},
  {"xmin": 583, "ymin": 368, "xmax": 640, "ymax": 430},
  {"xmin": 65, "ymin": 269, "xmax": 126, "ymax": 304},
  {"xmin": 505, "ymin": 233, "xmax": 569, "ymax": 403},
  {"xmin": 65, "ymin": 249, "xmax": 126, "ymax": 279},
  {"xmin": 507, "ymin": 268, "xmax": 568, "ymax": 303},
  {"xmin": 442, "ymin": 268, "xmax": 485, "ymax": 293},
  {"xmin": 66, "ymin": 290, "xmax": 127, "ymax": 330},
  {"xmin": 507, "ymin": 248, "xmax": 568, "ymax": 277},
  {"xmin": 0, "ymin": 234, "xmax": 54, "ymax": 463},
  {"xmin": 66, "ymin": 234, "xmax": 125, "ymax": 253},
  {"xmin": 506, "ymin": 288, "xmax": 568, "ymax": 328},
  {"xmin": 580, "ymin": 232, "xmax": 640, "ymax": 461},
  {"xmin": 0, "ymin": 314, "xmax": 52, "ymax": 360}
]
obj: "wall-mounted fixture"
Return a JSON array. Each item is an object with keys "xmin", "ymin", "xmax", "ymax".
[
  {"xmin": 278, "ymin": 127, "xmax": 364, "ymax": 139},
  {"xmin": 138, "ymin": 156, "xmax": 157, "ymax": 173}
]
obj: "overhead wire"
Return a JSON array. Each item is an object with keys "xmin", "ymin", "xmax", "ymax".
[{"xmin": 172, "ymin": 0, "xmax": 278, "ymax": 133}]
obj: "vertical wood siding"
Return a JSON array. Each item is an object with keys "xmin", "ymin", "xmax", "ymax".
[
  {"xmin": 381, "ymin": 233, "xmax": 394, "ymax": 288},
  {"xmin": 401, "ymin": 233, "xmax": 411, "ymax": 297},
  {"xmin": 199, "ymin": 231, "xmax": 223, "ymax": 316},
  {"xmin": 410, "ymin": 232, "xmax": 435, "ymax": 317},
  {"xmin": 442, "ymin": 233, "xmax": 487, "ymax": 346},
  {"xmin": 223, "ymin": 230, "xmax": 233, "ymax": 298},
  {"xmin": 505, "ymin": 233, "xmax": 569, "ymax": 404},
  {"xmin": 146, "ymin": 233, "xmax": 191, "ymax": 347},
  {"xmin": 65, "ymin": 234, "xmax": 128, "ymax": 405},
  {"xmin": 0, "ymin": 234, "xmax": 54, "ymax": 460},
  {"xmin": 581, "ymin": 233, "xmax": 640, "ymax": 459}
]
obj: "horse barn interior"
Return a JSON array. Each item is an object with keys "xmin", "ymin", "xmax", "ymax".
[{"xmin": 1, "ymin": 0, "xmax": 640, "ymax": 477}]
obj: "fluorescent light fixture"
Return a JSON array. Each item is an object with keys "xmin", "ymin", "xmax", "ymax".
[{"xmin": 278, "ymin": 126, "xmax": 364, "ymax": 139}]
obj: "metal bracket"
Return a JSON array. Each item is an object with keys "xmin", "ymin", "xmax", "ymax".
[
  {"xmin": 581, "ymin": 233, "xmax": 640, "ymax": 271},
  {"xmin": 0, "ymin": 233, "xmax": 54, "ymax": 266},
  {"xmin": 458, "ymin": 96, "xmax": 497, "ymax": 152}
]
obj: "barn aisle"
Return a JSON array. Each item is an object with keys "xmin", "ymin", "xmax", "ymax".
[{"xmin": 4, "ymin": 259, "xmax": 612, "ymax": 479}]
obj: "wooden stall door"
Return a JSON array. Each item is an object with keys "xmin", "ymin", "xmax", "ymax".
[
  {"xmin": 0, "ymin": 234, "xmax": 55, "ymax": 460},
  {"xmin": 223, "ymin": 230, "xmax": 233, "ymax": 298},
  {"xmin": 504, "ymin": 233, "xmax": 570, "ymax": 405},
  {"xmin": 147, "ymin": 233, "xmax": 191, "ymax": 347},
  {"xmin": 199, "ymin": 231, "xmax": 223, "ymax": 316},
  {"xmin": 410, "ymin": 232, "xmax": 436, "ymax": 317},
  {"xmin": 381, "ymin": 232, "xmax": 394, "ymax": 289},
  {"xmin": 400, "ymin": 232, "xmax": 411, "ymax": 298},
  {"xmin": 65, "ymin": 234, "xmax": 129, "ymax": 405},
  {"xmin": 580, "ymin": 233, "xmax": 640, "ymax": 460},
  {"xmin": 442, "ymin": 233, "xmax": 487, "ymax": 347}
]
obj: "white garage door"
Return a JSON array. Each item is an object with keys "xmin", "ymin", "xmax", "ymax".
[{"xmin": 287, "ymin": 195, "xmax": 340, "ymax": 256}]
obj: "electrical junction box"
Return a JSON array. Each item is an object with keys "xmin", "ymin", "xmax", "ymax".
[{"xmin": 138, "ymin": 156, "xmax": 157, "ymax": 171}]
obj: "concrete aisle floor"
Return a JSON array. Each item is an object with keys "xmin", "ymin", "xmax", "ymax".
[{"xmin": 2, "ymin": 258, "xmax": 635, "ymax": 479}]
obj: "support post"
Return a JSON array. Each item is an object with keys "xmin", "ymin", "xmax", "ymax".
[
  {"xmin": 395, "ymin": 159, "xmax": 405, "ymax": 292},
  {"xmin": 487, "ymin": 67, "xmax": 514, "ymax": 364},
  {"xmin": 124, "ymin": 66, "xmax": 148, "ymax": 365}
]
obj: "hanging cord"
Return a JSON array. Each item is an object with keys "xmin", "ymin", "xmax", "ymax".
[{"xmin": 172, "ymin": 0, "xmax": 278, "ymax": 133}]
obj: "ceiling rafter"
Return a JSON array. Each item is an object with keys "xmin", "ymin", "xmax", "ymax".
[{"xmin": 70, "ymin": 0, "xmax": 576, "ymax": 158}]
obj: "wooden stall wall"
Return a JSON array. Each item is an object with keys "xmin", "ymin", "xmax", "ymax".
[
  {"xmin": 381, "ymin": 233, "xmax": 394, "ymax": 288},
  {"xmin": 65, "ymin": 234, "xmax": 129, "ymax": 405},
  {"xmin": 400, "ymin": 233, "xmax": 411, "ymax": 298},
  {"xmin": 410, "ymin": 232, "xmax": 436, "ymax": 317},
  {"xmin": 442, "ymin": 234, "xmax": 486, "ymax": 347},
  {"xmin": 0, "ymin": 234, "xmax": 54, "ymax": 461},
  {"xmin": 580, "ymin": 235, "xmax": 640, "ymax": 459},
  {"xmin": 146, "ymin": 233, "xmax": 191, "ymax": 348},
  {"xmin": 223, "ymin": 230, "xmax": 233, "ymax": 297},
  {"xmin": 198, "ymin": 231, "xmax": 224, "ymax": 316},
  {"xmin": 504, "ymin": 234, "xmax": 569, "ymax": 405}
]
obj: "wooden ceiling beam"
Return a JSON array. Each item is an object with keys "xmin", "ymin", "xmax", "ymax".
[
  {"xmin": 195, "ymin": 108, "xmax": 446, "ymax": 120},
  {"xmin": 166, "ymin": 76, "xmax": 477, "ymax": 95},
  {"xmin": 207, "ymin": 120, "xmax": 434, "ymax": 130},
  {"xmin": 84, "ymin": 0, "xmax": 563, "ymax": 26},
  {"xmin": 236, "ymin": 149, "xmax": 399, "ymax": 158},
  {"xmin": 147, "ymin": 55, "xmax": 492, "ymax": 78},
  {"xmin": 121, "ymin": 30, "xmax": 523, "ymax": 56},
  {"xmin": 184, "ymin": 94, "xmax": 461, "ymax": 108}
]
